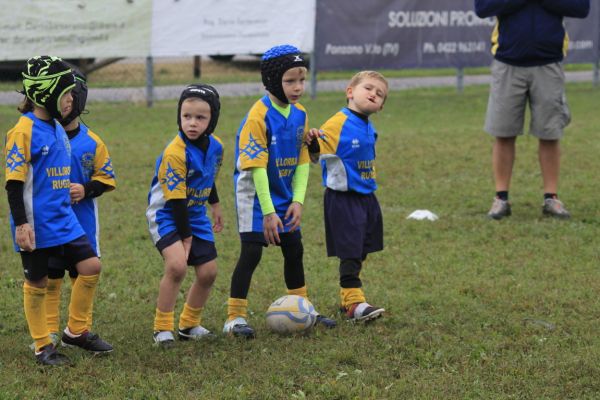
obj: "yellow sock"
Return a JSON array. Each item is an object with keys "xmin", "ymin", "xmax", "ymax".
[
  {"xmin": 45, "ymin": 278, "xmax": 62, "ymax": 334},
  {"xmin": 340, "ymin": 288, "xmax": 366, "ymax": 309},
  {"xmin": 179, "ymin": 303, "xmax": 202, "ymax": 330},
  {"xmin": 67, "ymin": 274, "xmax": 99, "ymax": 335},
  {"xmin": 23, "ymin": 282, "xmax": 52, "ymax": 352},
  {"xmin": 70, "ymin": 276, "xmax": 93, "ymax": 330},
  {"xmin": 287, "ymin": 286, "xmax": 308, "ymax": 298},
  {"xmin": 227, "ymin": 298, "xmax": 248, "ymax": 321},
  {"xmin": 154, "ymin": 308, "xmax": 175, "ymax": 332}
]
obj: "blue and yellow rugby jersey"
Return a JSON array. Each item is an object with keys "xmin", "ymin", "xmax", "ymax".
[
  {"xmin": 69, "ymin": 123, "xmax": 116, "ymax": 256},
  {"xmin": 4, "ymin": 112, "xmax": 85, "ymax": 251},
  {"xmin": 146, "ymin": 131, "xmax": 223, "ymax": 244},
  {"xmin": 233, "ymin": 95, "xmax": 309, "ymax": 233},
  {"xmin": 318, "ymin": 108, "xmax": 377, "ymax": 194}
]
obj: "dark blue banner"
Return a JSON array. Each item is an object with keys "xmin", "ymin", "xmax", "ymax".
[{"xmin": 315, "ymin": 0, "xmax": 599, "ymax": 70}]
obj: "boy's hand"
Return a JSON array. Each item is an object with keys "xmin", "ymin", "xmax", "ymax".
[
  {"xmin": 210, "ymin": 202, "xmax": 224, "ymax": 233},
  {"xmin": 305, "ymin": 128, "xmax": 321, "ymax": 151},
  {"xmin": 263, "ymin": 213, "xmax": 283, "ymax": 245},
  {"xmin": 284, "ymin": 202, "xmax": 303, "ymax": 232},
  {"xmin": 70, "ymin": 183, "xmax": 85, "ymax": 203},
  {"xmin": 16, "ymin": 223, "xmax": 35, "ymax": 252},
  {"xmin": 182, "ymin": 236, "xmax": 192, "ymax": 260},
  {"xmin": 306, "ymin": 128, "xmax": 322, "ymax": 163}
]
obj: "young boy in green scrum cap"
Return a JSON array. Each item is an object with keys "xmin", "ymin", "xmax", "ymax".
[
  {"xmin": 5, "ymin": 56, "xmax": 113, "ymax": 366},
  {"xmin": 29, "ymin": 64, "xmax": 116, "ymax": 350}
]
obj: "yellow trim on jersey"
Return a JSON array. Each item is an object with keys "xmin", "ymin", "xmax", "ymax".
[
  {"xmin": 562, "ymin": 25, "xmax": 569, "ymax": 57},
  {"xmin": 158, "ymin": 135, "xmax": 187, "ymax": 200},
  {"xmin": 239, "ymin": 101, "xmax": 269, "ymax": 170},
  {"xmin": 491, "ymin": 19, "xmax": 500, "ymax": 56},
  {"xmin": 87, "ymin": 129, "xmax": 116, "ymax": 191},
  {"xmin": 5, "ymin": 116, "xmax": 33, "ymax": 182},
  {"xmin": 319, "ymin": 111, "xmax": 346, "ymax": 155}
]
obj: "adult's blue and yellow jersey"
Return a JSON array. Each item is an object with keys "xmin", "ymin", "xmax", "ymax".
[
  {"xmin": 474, "ymin": 0, "xmax": 590, "ymax": 66},
  {"xmin": 4, "ymin": 112, "xmax": 85, "ymax": 250},
  {"xmin": 146, "ymin": 131, "xmax": 223, "ymax": 244},
  {"xmin": 69, "ymin": 123, "xmax": 116, "ymax": 256},
  {"xmin": 233, "ymin": 95, "xmax": 309, "ymax": 233},
  {"xmin": 317, "ymin": 108, "xmax": 377, "ymax": 194}
]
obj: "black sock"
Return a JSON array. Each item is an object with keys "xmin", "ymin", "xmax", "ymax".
[
  {"xmin": 544, "ymin": 193, "xmax": 557, "ymax": 200},
  {"xmin": 281, "ymin": 241, "xmax": 305, "ymax": 290},
  {"xmin": 496, "ymin": 191, "xmax": 509, "ymax": 201},
  {"xmin": 230, "ymin": 242, "xmax": 263, "ymax": 299}
]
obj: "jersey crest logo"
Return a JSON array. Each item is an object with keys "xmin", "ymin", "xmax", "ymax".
[
  {"xmin": 352, "ymin": 138, "xmax": 360, "ymax": 149},
  {"xmin": 41, "ymin": 145, "xmax": 49, "ymax": 156},
  {"xmin": 6, "ymin": 143, "xmax": 26, "ymax": 172},
  {"xmin": 163, "ymin": 162, "xmax": 184, "ymax": 191},
  {"xmin": 240, "ymin": 133, "xmax": 266, "ymax": 160},
  {"xmin": 100, "ymin": 158, "xmax": 115, "ymax": 179},
  {"xmin": 81, "ymin": 152, "xmax": 94, "ymax": 178}
]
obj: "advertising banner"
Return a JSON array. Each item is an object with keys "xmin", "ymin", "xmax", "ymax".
[
  {"xmin": 0, "ymin": 0, "xmax": 152, "ymax": 61},
  {"xmin": 315, "ymin": 0, "xmax": 599, "ymax": 70},
  {"xmin": 151, "ymin": 0, "xmax": 316, "ymax": 56}
]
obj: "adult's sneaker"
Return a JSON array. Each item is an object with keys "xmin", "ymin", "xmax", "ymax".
[
  {"xmin": 487, "ymin": 197, "xmax": 511, "ymax": 220},
  {"xmin": 178, "ymin": 325, "xmax": 216, "ymax": 341},
  {"xmin": 35, "ymin": 344, "xmax": 71, "ymax": 366},
  {"xmin": 223, "ymin": 317, "xmax": 255, "ymax": 339},
  {"xmin": 61, "ymin": 329, "xmax": 113, "ymax": 354},
  {"xmin": 542, "ymin": 198, "xmax": 571, "ymax": 219},
  {"xmin": 345, "ymin": 302, "xmax": 385, "ymax": 322}
]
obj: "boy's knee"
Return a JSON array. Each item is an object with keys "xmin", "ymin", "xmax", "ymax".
[
  {"xmin": 197, "ymin": 262, "xmax": 217, "ymax": 285},
  {"xmin": 77, "ymin": 257, "xmax": 101, "ymax": 276},
  {"xmin": 165, "ymin": 260, "xmax": 188, "ymax": 283}
]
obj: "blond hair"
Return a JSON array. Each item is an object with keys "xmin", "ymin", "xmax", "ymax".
[{"xmin": 347, "ymin": 71, "xmax": 389, "ymax": 103}]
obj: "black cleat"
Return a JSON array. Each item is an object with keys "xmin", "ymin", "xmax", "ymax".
[
  {"xmin": 345, "ymin": 302, "xmax": 385, "ymax": 322},
  {"xmin": 35, "ymin": 344, "xmax": 71, "ymax": 366},
  {"xmin": 223, "ymin": 317, "xmax": 256, "ymax": 339},
  {"xmin": 315, "ymin": 314, "xmax": 337, "ymax": 329},
  {"xmin": 61, "ymin": 331, "xmax": 113, "ymax": 354}
]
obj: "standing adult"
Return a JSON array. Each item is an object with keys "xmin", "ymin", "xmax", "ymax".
[{"xmin": 475, "ymin": 0, "xmax": 590, "ymax": 220}]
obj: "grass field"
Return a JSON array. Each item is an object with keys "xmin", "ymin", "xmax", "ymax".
[{"xmin": 1, "ymin": 83, "xmax": 600, "ymax": 399}]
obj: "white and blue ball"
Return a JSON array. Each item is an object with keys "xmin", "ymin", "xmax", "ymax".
[{"xmin": 266, "ymin": 295, "xmax": 317, "ymax": 334}]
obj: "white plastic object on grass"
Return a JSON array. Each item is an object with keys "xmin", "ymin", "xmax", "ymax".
[{"xmin": 407, "ymin": 210, "xmax": 439, "ymax": 221}]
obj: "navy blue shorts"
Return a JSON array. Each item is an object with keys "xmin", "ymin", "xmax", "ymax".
[
  {"xmin": 324, "ymin": 189, "xmax": 383, "ymax": 259},
  {"xmin": 21, "ymin": 235, "xmax": 97, "ymax": 281},
  {"xmin": 156, "ymin": 231, "xmax": 217, "ymax": 266},
  {"xmin": 240, "ymin": 230, "xmax": 302, "ymax": 247}
]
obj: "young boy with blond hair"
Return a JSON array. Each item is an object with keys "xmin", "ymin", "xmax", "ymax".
[{"xmin": 308, "ymin": 71, "xmax": 389, "ymax": 322}]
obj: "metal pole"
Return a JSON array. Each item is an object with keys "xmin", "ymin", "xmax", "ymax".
[
  {"xmin": 310, "ymin": 0, "xmax": 318, "ymax": 99},
  {"xmin": 310, "ymin": 51, "xmax": 317, "ymax": 99},
  {"xmin": 456, "ymin": 67, "xmax": 464, "ymax": 93},
  {"xmin": 193, "ymin": 55, "xmax": 201, "ymax": 79},
  {"xmin": 146, "ymin": 56, "xmax": 154, "ymax": 108}
]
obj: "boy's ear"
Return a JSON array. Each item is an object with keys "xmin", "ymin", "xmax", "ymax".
[{"xmin": 345, "ymin": 86, "xmax": 353, "ymax": 100}]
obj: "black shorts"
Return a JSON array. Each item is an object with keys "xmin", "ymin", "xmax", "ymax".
[
  {"xmin": 20, "ymin": 235, "xmax": 97, "ymax": 281},
  {"xmin": 324, "ymin": 189, "xmax": 383, "ymax": 259},
  {"xmin": 156, "ymin": 231, "xmax": 217, "ymax": 266},
  {"xmin": 240, "ymin": 230, "xmax": 302, "ymax": 247}
]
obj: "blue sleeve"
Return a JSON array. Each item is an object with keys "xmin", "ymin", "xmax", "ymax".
[
  {"xmin": 539, "ymin": 0, "xmax": 590, "ymax": 18},
  {"xmin": 474, "ymin": 0, "xmax": 528, "ymax": 18}
]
